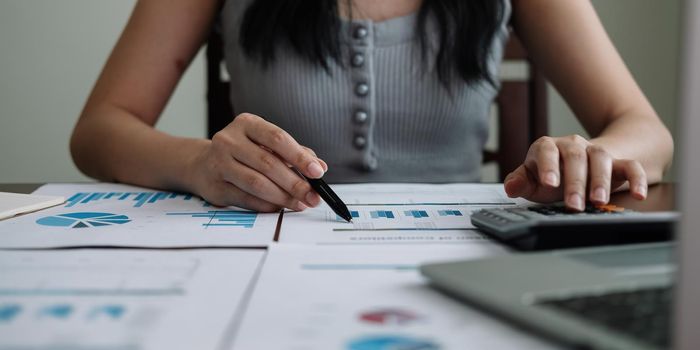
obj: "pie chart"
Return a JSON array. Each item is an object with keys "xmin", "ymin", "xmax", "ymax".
[
  {"xmin": 359, "ymin": 308, "xmax": 421, "ymax": 325},
  {"xmin": 36, "ymin": 212, "xmax": 131, "ymax": 228}
]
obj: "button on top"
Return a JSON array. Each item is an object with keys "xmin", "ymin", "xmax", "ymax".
[
  {"xmin": 364, "ymin": 157, "xmax": 378, "ymax": 171},
  {"xmin": 354, "ymin": 110, "xmax": 368, "ymax": 124},
  {"xmin": 351, "ymin": 53, "xmax": 365, "ymax": 67},
  {"xmin": 354, "ymin": 135, "xmax": 367, "ymax": 149},
  {"xmin": 353, "ymin": 26, "xmax": 368, "ymax": 39},
  {"xmin": 355, "ymin": 83, "xmax": 369, "ymax": 96}
]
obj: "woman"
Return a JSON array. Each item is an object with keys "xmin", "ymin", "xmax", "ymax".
[{"xmin": 70, "ymin": 0, "xmax": 673, "ymax": 213}]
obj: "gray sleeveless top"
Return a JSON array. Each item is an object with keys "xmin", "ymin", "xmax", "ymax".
[{"xmin": 221, "ymin": 1, "xmax": 511, "ymax": 183}]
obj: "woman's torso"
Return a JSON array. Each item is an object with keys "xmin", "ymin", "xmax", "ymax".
[{"xmin": 221, "ymin": 0, "xmax": 511, "ymax": 183}]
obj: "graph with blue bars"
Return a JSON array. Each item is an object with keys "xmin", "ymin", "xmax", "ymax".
[
  {"xmin": 438, "ymin": 209, "xmax": 463, "ymax": 216},
  {"xmin": 0, "ymin": 304, "xmax": 21, "ymax": 322},
  {"xmin": 370, "ymin": 210, "xmax": 395, "ymax": 219},
  {"xmin": 39, "ymin": 304, "xmax": 73, "ymax": 319},
  {"xmin": 337, "ymin": 211, "xmax": 360, "ymax": 221},
  {"xmin": 89, "ymin": 305, "xmax": 126, "ymax": 320},
  {"xmin": 65, "ymin": 191, "xmax": 201, "ymax": 208},
  {"xmin": 167, "ymin": 210, "xmax": 257, "ymax": 228},
  {"xmin": 404, "ymin": 210, "xmax": 429, "ymax": 218}
]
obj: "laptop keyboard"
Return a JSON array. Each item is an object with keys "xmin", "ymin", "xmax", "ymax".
[{"xmin": 538, "ymin": 287, "xmax": 671, "ymax": 348}]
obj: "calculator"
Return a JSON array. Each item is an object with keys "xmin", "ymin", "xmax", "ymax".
[{"xmin": 471, "ymin": 203, "xmax": 679, "ymax": 251}]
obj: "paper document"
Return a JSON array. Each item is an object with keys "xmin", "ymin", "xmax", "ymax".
[
  {"xmin": 0, "ymin": 192, "xmax": 65, "ymax": 220},
  {"xmin": 279, "ymin": 183, "xmax": 519, "ymax": 244},
  {"xmin": 231, "ymin": 244, "xmax": 558, "ymax": 350},
  {"xmin": 0, "ymin": 249, "xmax": 264, "ymax": 350},
  {"xmin": 0, "ymin": 183, "xmax": 279, "ymax": 248}
]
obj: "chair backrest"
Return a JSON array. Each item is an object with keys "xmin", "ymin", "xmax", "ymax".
[
  {"xmin": 486, "ymin": 34, "xmax": 548, "ymax": 181},
  {"xmin": 206, "ymin": 20, "xmax": 234, "ymax": 140},
  {"xmin": 205, "ymin": 28, "xmax": 547, "ymax": 182}
]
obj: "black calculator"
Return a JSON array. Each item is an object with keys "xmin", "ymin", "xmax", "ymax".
[{"xmin": 471, "ymin": 203, "xmax": 678, "ymax": 251}]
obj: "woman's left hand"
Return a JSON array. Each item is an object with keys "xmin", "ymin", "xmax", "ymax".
[{"xmin": 503, "ymin": 135, "xmax": 648, "ymax": 211}]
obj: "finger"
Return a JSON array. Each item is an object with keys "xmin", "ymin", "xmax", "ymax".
[
  {"xmin": 505, "ymin": 164, "xmax": 563, "ymax": 203},
  {"xmin": 586, "ymin": 145, "xmax": 613, "ymax": 205},
  {"xmin": 504, "ymin": 165, "xmax": 536, "ymax": 198},
  {"xmin": 613, "ymin": 159, "xmax": 648, "ymax": 200},
  {"xmin": 558, "ymin": 141, "xmax": 588, "ymax": 211},
  {"xmin": 268, "ymin": 144, "xmax": 328, "ymax": 174},
  {"xmin": 302, "ymin": 146, "xmax": 329, "ymax": 172},
  {"xmin": 302, "ymin": 146, "xmax": 317, "ymax": 157},
  {"xmin": 233, "ymin": 143, "xmax": 321, "ymax": 207},
  {"xmin": 528, "ymin": 137, "xmax": 560, "ymax": 187},
  {"xmin": 206, "ymin": 182, "xmax": 281, "ymax": 213},
  {"xmin": 243, "ymin": 115, "xmax": 325, "ymax": 178},
  {"xmin": 223, "ymin": 158, "xmax": 307, "ymax": 211}
]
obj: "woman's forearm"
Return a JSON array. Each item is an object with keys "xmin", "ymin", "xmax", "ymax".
[
  {"xmin": 70, "ymin": 104, "xmax": 209, "ymax": 194},
  {"xmin": 590, "ymin": 113, "xmax": 674, "ymax": 184}
]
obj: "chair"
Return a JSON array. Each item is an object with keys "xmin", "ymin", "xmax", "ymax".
[
  {"xmin": 205, "ymin": 27, "xmax": 547, "ymax": 182},
  {"xmin": 486, "ymin": 34, "xmax": 549, "ymax": 181},
  {"xmin": 206, "ymin": 20, "xmax": 235, "ymax": 140}
]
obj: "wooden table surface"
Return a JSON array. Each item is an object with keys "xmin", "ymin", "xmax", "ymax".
[{"xmin": 0, "ymin": 183, "xmax": 42, "ymax": 194}]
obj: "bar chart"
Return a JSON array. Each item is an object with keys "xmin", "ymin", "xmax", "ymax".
[
  {"xmin": 330, "ymin": 206, "xmax": 474, "ymax": 232},
  {"xmin": 65, "ymin": 191, "xmax": 200, "ymax": 208},
  {"xmin": 166, "ymin": 210, "xmax": 257, "ymax": 228},
  {"xmin": 0, "ymin": 183, "xmax": 278, "ymax": 248},
  {"xmin": 0, "ymin": 250, "xmax": 265, "ymax": 350}
]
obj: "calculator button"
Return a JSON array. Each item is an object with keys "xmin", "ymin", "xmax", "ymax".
[
  {"xmin": 494, "ymin": 210, "xmax": 528, "ymax": 222},
  {"xmin": 596, "ymin": 204, "xmax": 625, "ymax": 213}
]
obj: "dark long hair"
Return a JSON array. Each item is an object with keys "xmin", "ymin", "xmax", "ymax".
[{"xmin": 239, "ymin": 0, "xmax": 505, "ymax": 86}]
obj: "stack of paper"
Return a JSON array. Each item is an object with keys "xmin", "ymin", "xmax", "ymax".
[
  {"xmin": 0, "ymin": 182, "xmax": 551, "ymax": 349},
  {"xmin": 0, "ymin": 191, "xmax": 64, "ymax": 220},
  {"xmin": 0, "ymin": 183, "xmax": 279, "ymax": 248}
]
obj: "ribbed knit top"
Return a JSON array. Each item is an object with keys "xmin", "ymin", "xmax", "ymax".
[{"xmin": 221, "ymin": 1, "xmax": 511, "ymax": 183}]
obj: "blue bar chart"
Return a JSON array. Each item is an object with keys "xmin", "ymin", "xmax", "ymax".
[
  {"xmin": 39, "ymin": 304, "xmax": 73, "ymax": 319},
  {"xmin": 0, "ymin": 249, "xmax": 266, "ymax": 350},
  {"xmin": 0, "ymin": 184, "xmax": 279, "ymax": 248},
  {"xmin": 438, "ymin": 210, "xmax": 463, "ymax": 216},
  {"xmin": 336, "ymin": 211, "xmax": 360, "ymax": 221},
  {"xmin": 166, "ymin": 210, "xmax": 257, "ymax": 228},
  {"xmin": 404, "ymin": 210, "xmax": 429, "ymax": 218},
  {"xmin": 66, "ymin": 191, "xmax": 198, "ymax": 208},
  {"xmin": 370, "ymin": 210, "xmax": 395, "ymax": 219},
  {"xmin": 0, "ymin": 304, "xmax": 21, "ymax": 322}
]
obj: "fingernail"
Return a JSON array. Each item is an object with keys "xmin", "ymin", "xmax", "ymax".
[
  {"xmin": 568, "ymin": 193, "xmax": 584, "ymax": 211},
  {"xmin": 306, "ymin": 192, "xmax": 318, "ymax": 207},
  {"xmin": 545, "ymin": 171, "xmax": 559, "ymax": 187},
  {"xmin": 592, "ymin": 187, "xmax": 607, "ymax": 203},
  {"xmin": 636, "ymin": 185, "xmax": 647, "ymax": 198},
  {"xmin": 307, "ymin": 162, "xmax": 324, "ymax": 178},
  {"xmin": 296, "ymin": 202, "xmax": 308, "ymax": 211}
]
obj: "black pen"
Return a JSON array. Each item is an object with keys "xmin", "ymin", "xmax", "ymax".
[{"xmin": 303, "ymin": 175, "xmax": 353, "ymax": 222}]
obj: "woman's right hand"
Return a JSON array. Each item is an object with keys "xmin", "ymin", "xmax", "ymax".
[{"xmin": 188, "ymin": 113, "xmax": 327, "ymax": 212}]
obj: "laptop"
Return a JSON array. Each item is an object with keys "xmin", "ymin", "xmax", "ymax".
[{"xmin": 420, "ymin": 1, "xmax": 700, "ymax": 349}]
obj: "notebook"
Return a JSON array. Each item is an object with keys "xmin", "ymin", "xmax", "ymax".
[{"xmin": 0, "ymin": 192, "xmax": 65, "ymax": 220}]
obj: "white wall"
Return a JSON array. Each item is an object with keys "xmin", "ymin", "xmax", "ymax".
[
  {"xmin": 0, "ymin": 0, "xmax": 206, "ymax": 183},
  {"xmin": 0, "ymin": 0, "xmax": 681, "ymax": 183},
  {"xmin": 550, "ymin": 0, "xmax": 681, "ymax": 179}
]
